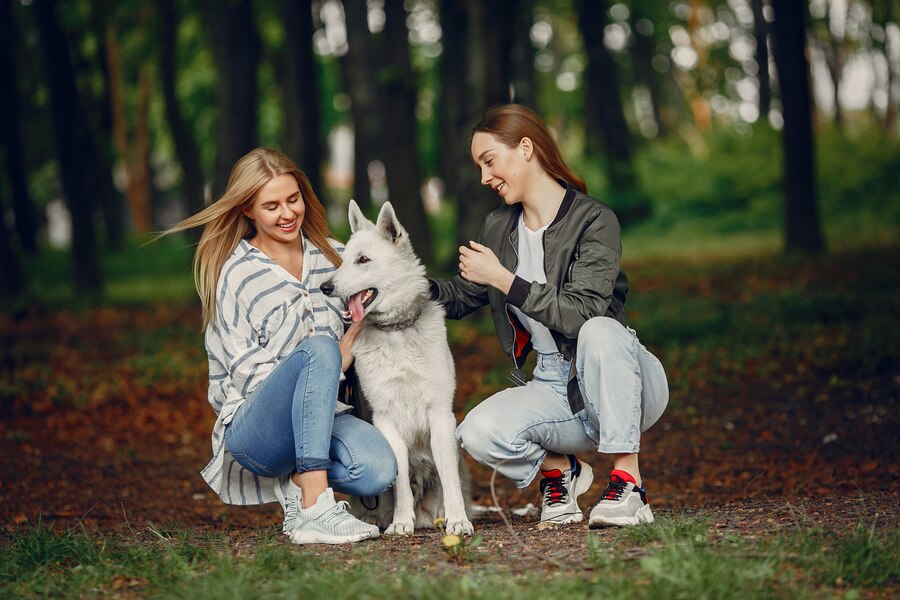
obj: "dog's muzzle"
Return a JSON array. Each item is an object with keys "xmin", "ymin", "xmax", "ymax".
[{"xmin": 320, "ymin": 280, "xmax": 335, "ymax": 296}]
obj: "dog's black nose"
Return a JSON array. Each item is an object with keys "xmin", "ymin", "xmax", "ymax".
[{"xmin": 320, "ymin": 280, "xmax": 334, "ymax": 296}]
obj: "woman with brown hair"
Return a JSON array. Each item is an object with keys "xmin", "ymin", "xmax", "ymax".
[
  {"xmin": 431, "ymin": 105, "xmax": 669, "ymax": 528},
  {"xmin": 167, "ymin": 148, "xmax": 396, "ymax": 544}
]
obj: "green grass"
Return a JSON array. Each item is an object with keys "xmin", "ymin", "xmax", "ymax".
[{"xmin": 2, "ymin": 518, "xmax": 896, "ymax": 598}]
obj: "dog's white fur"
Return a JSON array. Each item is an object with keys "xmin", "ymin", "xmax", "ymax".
[{"xmin": 324, "ymin": 201, "xmax": 474, "ymax": 536}]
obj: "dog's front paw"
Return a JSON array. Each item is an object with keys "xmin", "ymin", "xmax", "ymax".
[
  {"xmin": 384, "ymin": 520, "xmax": 415, "ymax": 536},
  {"xmin": 446, "ymin": 519, "xmax": 474, "ymax": 536}
]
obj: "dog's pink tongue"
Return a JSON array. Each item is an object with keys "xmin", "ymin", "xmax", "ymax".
[{"xmin": 349, "ymin": 291, "xmax": 366, "ymax": 322}]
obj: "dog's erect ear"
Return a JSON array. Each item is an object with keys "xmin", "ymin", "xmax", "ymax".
[
  {"xmin": 375, "ymin": 202, "xmax": 407, "ymax": 246},
  {"xmin": 348, "ymin": 199, "xmax": 373, "ymax": 234}
]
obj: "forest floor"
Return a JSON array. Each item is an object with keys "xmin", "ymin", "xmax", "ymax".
[{"xmin": 1, "ymin": 245, "xmax": 897, "ymax": 595}]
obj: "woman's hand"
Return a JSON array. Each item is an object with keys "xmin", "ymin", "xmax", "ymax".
[
  {"xmin": 459, "ymin": 241, "xmax": 515, "ymax": 294},
  {"xmin": 339, "ymin": 322, "xmax": 363, "ymax": 373}
]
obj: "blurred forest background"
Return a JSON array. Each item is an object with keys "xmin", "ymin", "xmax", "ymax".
[{"xmin": 1, "ymin": 0, "xmax": 898, "ymax": 300}]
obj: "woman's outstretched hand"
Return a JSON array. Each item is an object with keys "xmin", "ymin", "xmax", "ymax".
[
  {"xmin": 340, "ymin": 321, "xmax": 363, "ymax": 373},
  {"xmin": 459, "ymin": 241, "xmax": 515, "ymax": 294}
]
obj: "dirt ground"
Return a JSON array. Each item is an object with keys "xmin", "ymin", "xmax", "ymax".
[{"xmin": 1, "ymin": 304, "xmax": 898, "ymax": 563}]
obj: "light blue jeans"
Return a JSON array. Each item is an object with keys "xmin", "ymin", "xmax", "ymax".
[
  {"xmin": 224, "ymin": 335, "xmax": 398, "ymax": 497},
  {"xmin": 456, "ymin": 317, "xmax": 668, "ymax": 488}
]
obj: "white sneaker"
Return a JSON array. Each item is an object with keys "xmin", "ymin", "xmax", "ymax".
[
  {"xmin": 290, "ymin": 488, "xmax": 380, "ymax": 545},
  {"xmin": 273, "ymin": 476, "xmax": 302, "ymax": 535},
  {"xmin": 539, "ymin": 458, "xmax": 594, "ymax": 524},
  {"xmin": 588, "ymin": 470, "xmax": 655, "ymax": 528}
]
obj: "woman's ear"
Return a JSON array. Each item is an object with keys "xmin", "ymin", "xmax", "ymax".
[
  {"xmin": 519, "ymin": 137, "xmax": 533, "ymax": 161},
  {"xmin": 242, "ymin": 204, "xmax": 254, "ymax": 220}
]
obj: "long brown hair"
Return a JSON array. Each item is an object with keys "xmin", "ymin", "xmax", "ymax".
[
  {"xmin": 164, "ymin": 148, "xmax": 341, "ymax": 330},
  {"xmin": 473, "ymin": 104, "xmax": 587, "ymax": 194}
]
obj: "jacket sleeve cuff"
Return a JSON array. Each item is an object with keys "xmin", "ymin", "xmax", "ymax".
[{"xmin": 506, "ymin": 276, "xmax": 531, "ymax": 308}]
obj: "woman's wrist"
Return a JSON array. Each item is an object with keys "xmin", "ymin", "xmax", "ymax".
[{"xmin": 495, "ymin": 270, "xmax": 515, "ymax": 295}]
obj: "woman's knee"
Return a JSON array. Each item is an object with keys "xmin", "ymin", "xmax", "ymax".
[{"xmin": 577, "ymin": 317, "xmax": 632, "ymax": 362}]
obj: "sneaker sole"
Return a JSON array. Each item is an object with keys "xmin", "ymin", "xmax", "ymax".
[
  {"xmin": 540, "ymin": 461, "xmax": 595, "ymax": 525},
  {"xmin": 588, "ymin": 504, "xmax": 655, "ymax": 528},
  {"xmin": 290, "ymin": 530, "xmax": 373, "ymax": 545}
]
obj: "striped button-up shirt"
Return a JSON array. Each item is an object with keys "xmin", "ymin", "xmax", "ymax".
[{"xmin": 200, "ymin": 237, "xmax": 348, "ymax": 504}]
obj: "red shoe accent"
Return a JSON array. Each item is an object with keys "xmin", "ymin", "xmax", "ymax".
[
  {"xmin": 609, "ymin": 469, "xmax": 635, "ymax": 484},
  {"xmin": 541, "ymin": 469, "xmax": 563, "ymax": 478}
]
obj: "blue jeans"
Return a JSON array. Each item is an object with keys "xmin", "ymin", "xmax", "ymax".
[
  {"xmin": 456, "ymin": 317, "xmax": 668, "ymax": 488},
  {"xmin": 224, "ymin": 336, "xmax": 397, "ymax": 497}
]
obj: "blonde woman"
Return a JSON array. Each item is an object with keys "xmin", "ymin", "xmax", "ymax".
[{"xmin": 167, "ymin": 148, "xmax": 397, "ymax": 544}]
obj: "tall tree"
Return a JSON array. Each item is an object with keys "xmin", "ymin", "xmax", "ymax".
[
  {"xmin": 0, "ymin": 215, "xmax": 24, "ymax": 298},
  {"xmin": 280, "ymin": 0, "xmax": 323, "ymax": 193},
  {"xmin": 771, "ymin": 0, "xmax": 825, "ymax": 254},
  {"xmin": 160, "ymin": 0, "xmax": 206, "ymax": 218},
  {"xmin": 33, "ymin": 0, "xmax": 103, "ymax": 294},
  {"xmin": 87, "ymin": 0, "xmax": 125, "ymax": 250},
  {"xmin": 207, "ymin": 0, "xmax": 260, "ymax": 197},
  {"xmin": 576, "ymin": 0, "xmax": 645, "ymax": 224},
  {"xmin": 451, "ymin": 2, "xmax": 522, "ymax": 248},
  {"xmin": 629, "ymin": 2, "xmax": 668, "ymax": 138},
  {"xmin": 0, "ymin": 0, "xmax": 40, "ymax": 252},
  {"xmin": 751, "ymin": 0, "xmax": 772, "ymax": 119},
  {"xmin": 342, "ymin": 0, "xmax": 382, "ymax": 212},
  {"xmin": 381, "ymin": 0, "xmax": 431, "ymax": 264},
  {"xmin": 106, "ymin": 22, "xmax": 154, "ymax": 233}
]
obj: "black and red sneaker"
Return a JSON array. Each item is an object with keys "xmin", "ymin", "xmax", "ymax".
[
  {"xmin": 588, "ymin": 469, "xmax": 654, "ymax": 528},
  {"xmin": 539, "ymin": 456, "xmax": 594, "ymax": 524}
]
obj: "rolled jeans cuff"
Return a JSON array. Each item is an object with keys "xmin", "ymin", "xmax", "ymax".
[
  {"xmin": 296, "ymin": 457, "xmax": 332, "ymax": 473},
  {"xmin": 595, "ymin": 442, "xmax": 640, "ymax": 454}
]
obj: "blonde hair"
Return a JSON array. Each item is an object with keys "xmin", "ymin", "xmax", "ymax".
[{"xmin": 165, "ymin": 148, "xmax": 341, "ymax": 330}]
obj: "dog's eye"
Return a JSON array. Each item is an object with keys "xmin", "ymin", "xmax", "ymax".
[{"xmin": 357, "ymin": 255, "xmax": 371, "ymax": 264}]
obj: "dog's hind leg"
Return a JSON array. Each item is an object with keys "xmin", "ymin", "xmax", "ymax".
[
  {"xmin": 372, "ymin": 414, "xmax": 416, "ymax": 535},
  {"xmin": 428, "ymin": 408, "xmax": 474, "ymax": 535}
]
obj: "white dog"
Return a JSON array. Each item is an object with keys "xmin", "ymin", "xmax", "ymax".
[{"xmin": 321, "ymin": 201, "xmax": 474, "ymax": 536}]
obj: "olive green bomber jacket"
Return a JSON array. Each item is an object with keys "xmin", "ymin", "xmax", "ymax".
[{"xmin": 429, "ymin": 186, "xmax": 628, "ymax": 413}]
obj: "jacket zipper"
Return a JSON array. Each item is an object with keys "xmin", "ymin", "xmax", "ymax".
[{"xmin": 505, "ymin": 229, "xmax": 526, "ymax": 384}]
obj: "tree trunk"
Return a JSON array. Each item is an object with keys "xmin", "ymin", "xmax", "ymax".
[
  {"xmin": 453, "ymin": 2, "xmax": 513, "ymax": 248},
  {"xmin": 88, "ymin": 0, "xmax": 124, "ymax": 251},
  {"xmin": 381, "ymin": 0, "xmax": 432, "ymax": 264},
  {"xmin": 342, "ymin": 0, "xmax": 383, "ymax": 213},
  {"xmin": 771, "ymin": 0, "xmax": 825, "ymax": 254},
  {"xmin": 576, "ymin": 0, "xmax": 647, "ymax": 224},
  {"xmin": 751, "ymin": 0, "xmax": 771, "ymax": 119},
  {"xmin": 0, "ymin": 215, "xmax": 24, "ymax": 298},
  {"xmin": 33, "ymin": 0, "xmax": 103, "ymax": 294},
  {"xmin": 824, "ymin": 0, "xmax": 846, "ymax": 129},
  {"xmin": 106, "ymin": 23, "xmax": 154, "ymax": 233},
  {"xmin": 207, "ymin": 0, "xmax": 260, "ymax": 198},
  {"xmin": 630, "ymin": 3, "xmax": 667, "ymax": 138},
  {"xmin": 280, "ymin": 0, "xmax": 323, "ymax": 193},
  {"xmin": 160, "ymin": 0, "xmax": 206, "ymax": 219},
  {"xmin": 508, "ymin": 0, "xmax": 535, "ymax": 106},
  {"xmin": 0, "ymin": 0, "xmax": 40, "ymax": 252}
]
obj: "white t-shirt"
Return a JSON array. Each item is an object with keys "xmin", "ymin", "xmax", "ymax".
[{"xmin": 509, "ymin": 214, "xmax": 559, "ymax": 354}]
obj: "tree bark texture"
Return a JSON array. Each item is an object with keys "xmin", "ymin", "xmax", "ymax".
[
  {"xmin": 381, "ymin": 0, "xmax": 432, "ymax": 265},
  {"xmin": 106, "ymin": 23, "xmax": 154, "ymax": 233},
  {"xmin": 771, "ymin": 0, "xmax": 825, "ymax": 254},
  {"xmin": 33, "ymin": 0, "xmax": 104, "ymax": 294},
  {"xmin": 0, "ymin": 0, "xmax": 40, "ymax": 252},
  {"xmin": 751, "ymin": 0, "xmax": 772, "ymax": 119},
  {"xmin": 342, "ymin": 0, "xmax": 383, "ymax": 213},
  {"xmin": 207, "ymin": 0, "xmax": 260, "ymax": 198},
  {"xmin": 280, "ymin": 0, "xmax": 323, "ymax": 193},
  {"xmin": 160, "ymin": 0, "xmax": 206, "ymax": 219}
]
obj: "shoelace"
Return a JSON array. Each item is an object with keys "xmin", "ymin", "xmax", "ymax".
[
  {"xmin": 601, "ymin": 475, "xmax": 628, "ymax": 502},
  {"xmin": 540, "ymin": 475, "xmax": 569, "ymax": 506},
  {"xmin": 318, "ymin": 500, "xmax": 361, "ymax": 530},
  {"xmin": 281, "ymin": 489, "xmax": 300, "ymax": 531}
]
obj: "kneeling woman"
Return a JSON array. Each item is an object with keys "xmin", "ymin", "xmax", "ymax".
[
  {"xmin": 168, "ymin": 148, "xmax": 397, "ymax": 544},
  {"xmin": 431, "ymin": 105, "xmax": 669, "ymax": 527}
]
